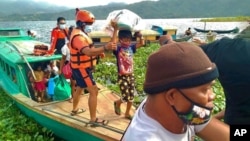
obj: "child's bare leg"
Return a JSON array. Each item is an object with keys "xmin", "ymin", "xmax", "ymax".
[
  {"xmin": 125, "ymin": 101, "xmax": 132, "ymax": 117},
  {"xmin": 34, "ymin": 90, "xmax": 38, "ymax": 99},
  {"xmin": 37, "ymin": 91, "xmax": 42, "ymax": 102},
  {"xmin": 115, "ymin": 99, "xmax": 122, "ymax": 107},
  {"xmin": 41, "ymin": 91, "xmax": 45, "ymax": 102}
]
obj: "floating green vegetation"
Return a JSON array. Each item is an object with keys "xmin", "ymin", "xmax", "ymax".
[
  {"xmin": 200, "ymin": 16, "xmax": 250, "ymax": 22},
  {"xmin": 94, "ymin": 43, "xmax": 225, "ymax": 113},
  {"xmin": 0, "ymin": 88, "xmax": 55, "ymax": 141}
]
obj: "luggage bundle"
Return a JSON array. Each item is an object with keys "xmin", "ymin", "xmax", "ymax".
[
  {"xmin": 104, "ymin": 9, "xmax": 145, "ymax": 37},
  {"xmin": 33, "ymin": 44, "xmax": 48, "ymax": 56}
]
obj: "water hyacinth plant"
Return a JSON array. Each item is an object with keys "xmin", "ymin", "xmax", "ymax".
[
  {"xmin": 93, "ymin": 43, "xmax": 225, "ymax": 113},
  {"xmin": 0, "ymin": 89, "xmax": 55, "ymax": 141}
]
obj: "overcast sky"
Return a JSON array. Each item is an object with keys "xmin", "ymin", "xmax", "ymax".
[{"xmin": 33, "ymin": 0, "xmax": 158, "ymax": 8}]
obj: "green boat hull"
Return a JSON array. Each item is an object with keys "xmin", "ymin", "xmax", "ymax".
[
  {"xmin": 0, "ymin": 28, "xmax": 111, "ymax": 141},
  {"xmin": 14, "ymin": 100, "xmax": 103, "ymax": 141}
]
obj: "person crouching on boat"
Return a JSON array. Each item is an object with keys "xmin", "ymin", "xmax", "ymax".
[
  {"xmin": 69, "ymin": 8, "xmax": 116, "ymax": 125},
  {"xmin": 33, "ymin": 64, "xmax": 46, "ymax": 102}
]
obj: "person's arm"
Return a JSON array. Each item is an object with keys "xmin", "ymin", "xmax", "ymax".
[
  {"xmin": 48, "ymin": 29, "xmax": 58, "ymax": 54},
  {"xmin": 73, "ymin": 36, "xmax": 116, "ymax": 56},
  {"xmin": 59, "ymin": 44, "xmax": 68, "ymax": 74},
  {"xmin": 197, "ymin": 118, "xmax": 229, "ymax": 141},
  {"xmin": 59, "ymin": 55, "xmax": 66, "ymax": 74},
  {"xmin": 192, "ymin": 38, "xmax": 207, "ymax": 46},
  {"xmin": 110, "ymin": 21, "xmax": 118, "ymax": 43},
  {"xmin": 213, "ymin": 109, "xmax": 225, "ymax": 120},
  {"xmin": 135, "ymin": 31, "xmax": 145, "ymax": 48}
]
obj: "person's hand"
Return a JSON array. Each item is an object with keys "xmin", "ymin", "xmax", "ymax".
[
  {"xmin": 58, "ymin": 70, "xmax": 62, "ymax": 75},
  {"xmin": 99, "ymin": 52, "xmax": 105, "ymax": 58},
  {"xmin": 45, "ymin": 49, "xmax": 57, "ymax": 56},
  {"xmin": 192, "ymin": 38, "xmax": 206, "ymax": 46},
  {"xmin": 192, "ymin": 38, "xmax": 202, "ymax": 44},
  {"xmin": 105, "ymin": 42, "xmax": 117, "ymax": 51},
  {"xmin": 110, "ymin": 20, "xmax": 118, "ymax": 30},
  {"xmin": 134, "ymin": 31, "xmax": 142, "ymax": 38}
]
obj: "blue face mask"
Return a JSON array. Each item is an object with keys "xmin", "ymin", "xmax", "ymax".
[
  {"xmin": 171, "ymin": 89, "xmax": 213, "ymax": 125},
  {"xmin": 84, "ymin": 25, "xmax": 92, "ymax": 33}
]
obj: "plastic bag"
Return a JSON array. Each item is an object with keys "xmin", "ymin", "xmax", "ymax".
[
  {"xmin": 53, "ymin": 75, "xmax": 71, "ymax": 101},
  {"xmin": 104, "ymin": 9, "xmax": 145, "ymax": 36},
  {"xmin": 47, "ymin": 75, "xmax": 59, "ymax": 96},
  {"xmin": 62, "ymin": 63, "xmax": 72, "ymax": 79}
]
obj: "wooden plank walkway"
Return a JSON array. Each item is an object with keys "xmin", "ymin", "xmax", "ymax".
[{"xmin": 13, "ymin": 83, "xmax": 135, "ymax": 141}]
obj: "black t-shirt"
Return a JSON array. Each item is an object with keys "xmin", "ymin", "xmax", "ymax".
[{"xmin": 201, "ymin": 37, "xmax": 250, "ymax": 125}]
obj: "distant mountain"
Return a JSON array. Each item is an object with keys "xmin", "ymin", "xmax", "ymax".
[
  {"xmin": 0, "ymin": 0, "xmax": 249, "ymax": 21},
  {"xmin": 0, "ymin": 0, "xmax": 69, "ymax": 17}
]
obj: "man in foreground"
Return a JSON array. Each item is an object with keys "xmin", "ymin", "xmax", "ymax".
[{"xmin": 122, "ymin": 42, "xmax": 229, "ymax": 141}]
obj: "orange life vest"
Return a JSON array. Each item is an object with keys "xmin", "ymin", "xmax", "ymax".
[{"xmin": 69, "ymin": 29, "xmax": 97, "ymax": 69}]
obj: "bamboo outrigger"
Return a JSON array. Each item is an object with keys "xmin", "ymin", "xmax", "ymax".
[{"xmin": 0, "ymin": 28, "xmax": 135, "ymax": 141}]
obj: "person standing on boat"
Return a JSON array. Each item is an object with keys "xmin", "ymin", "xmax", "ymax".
[
  {"xmin": 110, "ymin": 22, "xmax": 145, "ymax": 120},
  {"xmin": 45, "ymin": 61, "xmax": 59, "ymax": 76},
  {"xmin": 32, "ymin": 64, "xmax": 46, "ymax": 102},
  {"xmin": 48, "ymin": 17, "xmax": 68, "ymax": 55},
  {"xmin": 69, "ymin": 8, "xmax": 116, "ymax": 125},
  {"xmin": 121, "ymin": 42, "xmax": 229, "ymax": 141}
]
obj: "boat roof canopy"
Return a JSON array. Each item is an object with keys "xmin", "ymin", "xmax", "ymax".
[{"xmin": 0, "ymin": 28, "xmax": 61, "ymax": 64}]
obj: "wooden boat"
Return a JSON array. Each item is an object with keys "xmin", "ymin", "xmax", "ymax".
[
  {"xmin": 194, "ymin": 27, "xmax": 239, "ymax": 34},
  {"xmin": 0, "ymin": 28, "xmax": 135, "ymax": 141},
  {"xmin": 150, "ymin": 25, "xmax": 192, "ymax": 42},
  {"xmin": 173, "ymin": 32, "xmax": 196, "ymax": 42},
  {"xmin": 90, "ymin": 26, "xmax": 178, "ymax": 46},
  {"xmin": 90, "ymin": 29, "xmax": 161, "ymax": 46}
]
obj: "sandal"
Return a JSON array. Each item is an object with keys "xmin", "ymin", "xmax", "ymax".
[
  {"xmin": 125, "ymin": 115, "xmax": 133, "ymax": 120},
  {"xmin": 87, "ymin": 118, "xmax": 109, "ymax": 127},
  {"xmin": 114, "ymin": 102, "xmax": 121, "ymax": 115},
  {"xmin": 71, "ymin": 108, "xmax": 86, "ymax": 116}
]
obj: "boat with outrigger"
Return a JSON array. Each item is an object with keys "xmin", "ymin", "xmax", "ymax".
[
  {"xmin": 0, "ymin": 28, "xmax": 135, "ymax": 141},
  {"xmin": 193, "ymin": 26, "xmax": 239, "ymax": 34}
]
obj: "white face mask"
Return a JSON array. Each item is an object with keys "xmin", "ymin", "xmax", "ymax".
[
  {"xmin": 59, "ymin": 24, "xmax": 66, "ymax": 29},
  {"xmin": 84, "ymin": 25, "xmax": 92, "ymax": 33}
]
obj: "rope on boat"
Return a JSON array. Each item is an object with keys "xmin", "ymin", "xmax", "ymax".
[{"xmin": 42, "ymin": 108, "xmax": 124, "ymax": 134}]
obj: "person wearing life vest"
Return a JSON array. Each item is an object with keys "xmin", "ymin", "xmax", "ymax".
[
  {"xmin": 70, "ymin": 8, "xmax": 116, "ymax": 126},
  {"xmin": 48, "ymin": 17, "xmax": 68, "ymax": 55}
]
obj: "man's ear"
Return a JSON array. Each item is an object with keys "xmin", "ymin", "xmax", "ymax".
[{"xmin": 164, "ymin": 88, "xmax": 178, "ymax": 105}]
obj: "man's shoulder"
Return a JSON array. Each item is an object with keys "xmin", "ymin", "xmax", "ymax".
[{"xmin": 52, "ymin": 27, "xmax": 59, "ymax": 31}]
